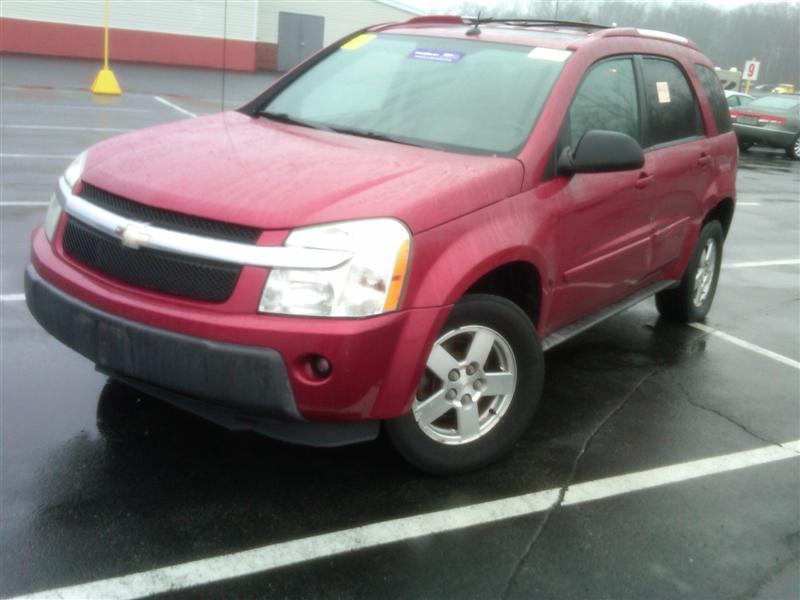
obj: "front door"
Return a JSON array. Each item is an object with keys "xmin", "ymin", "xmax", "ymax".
[{"xmin": 547, "ymin": 57, "xmax": 654, "ymax": 330}]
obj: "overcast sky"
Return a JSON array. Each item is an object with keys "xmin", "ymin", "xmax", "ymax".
[{"xmin": 401, "ymin": 0, "xmax": 792, "ymax": 13}]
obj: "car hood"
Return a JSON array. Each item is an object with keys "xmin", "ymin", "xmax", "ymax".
[{"xmin": 82, "ymin": 112, "xmax": 524, "ymax": 234}]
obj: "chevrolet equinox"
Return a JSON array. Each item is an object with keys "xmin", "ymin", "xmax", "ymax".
[{"xmin": 26, "ymin": 17, "xmax": 737, "ymax": 473}]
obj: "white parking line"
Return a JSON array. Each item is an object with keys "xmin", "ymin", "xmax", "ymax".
[
  {"xmin": 3, "ymin": 102, "xmax": 152, "ymax": 113},
  {"xmin": 0, "ymin": 153, "xmax": 75, "ymax": 159},
  {"xmin": 724, "ymin": 259, "xmax": 800, "ymax": 269},
  {"xmin": 153, "ymin": 96, "xmax": 197, "ymax": 118},
  {"xmin": 690, "ymin": 322, "xmax": 800, "ymax": 370},
  {"xmin": 9, "ymin": 441, "xmax": 799, "ymax": 600},
  {"xmin": 0, "ymin": 294, "xmax": 26, "ymax": 302},
  {"xmin": 0, "ymin": 202, "xmax": 49, "ymax": 207},
  {"xmin": 2, "ymin": 124, "xmax": 131, "ymax": 132},
  {"xmin": 737, "ymin": 202, "xmax": 761, "ymax": 206}
]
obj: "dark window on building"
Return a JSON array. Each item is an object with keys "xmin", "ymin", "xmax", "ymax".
[
  {"xmin": 695, "ymin": 64, "xmax": 733, "ymax": 133},
  {"xmin": 642, "ymin": 57, "xmax": 703, "ymax": 146},
  {"xmin": 568, "ymin": 58, "xmax": 639, "ymax": 148}
]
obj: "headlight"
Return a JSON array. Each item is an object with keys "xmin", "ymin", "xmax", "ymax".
[
  {"xmin": 44, "ymin": 193, "xmax": 63, "ymax": 242},
  {"xmin": 64, "ymin": 151, "xmax": 87, "ymax": 189},
  {"xmin": 259, "ymin": 218, "xmax": 411, "ymax": 317}
]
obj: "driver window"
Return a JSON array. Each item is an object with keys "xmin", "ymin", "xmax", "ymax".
[{"xmin": 568, "ymin": 58, "xmax": 640, "ymax": 148}]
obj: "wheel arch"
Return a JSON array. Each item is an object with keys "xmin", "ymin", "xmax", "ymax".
[
  {"xmin": 460, "ymin": 259, "xmax": 543, "ymax": 330},
  {"xmin": 703, "ymin": 196, "xmax": 735, "ymax": 238}
]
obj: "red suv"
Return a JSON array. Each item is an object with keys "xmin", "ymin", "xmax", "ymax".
[{"xmin": 26, "ymin": 17, "xmax": 737, "ymax": 473}]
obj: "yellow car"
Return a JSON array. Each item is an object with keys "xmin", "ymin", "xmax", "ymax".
[{"xmin": 772, "ymin": 83, "xmax": 796, "ymax": 94}]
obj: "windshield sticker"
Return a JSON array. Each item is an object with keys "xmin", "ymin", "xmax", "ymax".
[
  {"xmin": 341, "ymin": 34, "xmax": 376, "ymax": 50},
  {"xmin": 656, "ymin": 81, "xmax": 671, "ymax": 103},
  {"xmin": 408, "ymin": 49, "xmax": 465, "ymax": 63},
  {"xmin": 527, "ymin": 47, "xmax": 571, "ymax": 62}
]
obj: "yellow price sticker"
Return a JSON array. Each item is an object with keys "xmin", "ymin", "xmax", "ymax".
[{"xmin": 341, "ymin": 34, "xmax": 376, "ymax": 50}]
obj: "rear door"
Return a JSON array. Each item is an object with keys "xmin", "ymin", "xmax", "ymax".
[
  {"xmin": 547, "ymin": 57, "xmax": 654, "ymax": 329},
  {"xmin": 638, "ymin": 56, "xmax": 713, "ymax": 272}
]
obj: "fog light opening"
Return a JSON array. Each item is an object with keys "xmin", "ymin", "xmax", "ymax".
[{"xmin": 308, "ymin": 354, "xmax": 332, "ymax": 379}]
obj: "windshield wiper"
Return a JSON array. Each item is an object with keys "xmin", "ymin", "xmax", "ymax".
[
  {"xmin": 259, "ymin": 114, "xmax": 444, "ymax": 151},
  {"xmin": 328, "ymin": 126, "xmax": 436, "ymax": 150},
  {"xmin": 257, "ymin": 111, "xmax": 333, "ymax": 132}
]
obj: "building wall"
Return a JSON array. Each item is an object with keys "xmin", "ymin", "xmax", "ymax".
[
  {"xmin": 256, "ymin": 0, "xmax": 413, "ymax": 46},
  {"xmin": 0, "ymin": 0, "xmax": 417, "ymax": 72},
  {"xmin": 253, "ymin": 0, "xmax": 414, "ymax": 70},
  {"xmin": 0, "ymin": 0, "xmax": 258, "ymax": 40},
  {"xmin": 0, "ymin": 0, "xmax": 259, "ymax": 71}
]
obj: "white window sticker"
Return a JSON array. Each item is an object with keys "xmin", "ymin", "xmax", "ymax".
[
  {"xmin": 527, "ymin": 47, "xmax": 572, "ymax": 62},
  {"xmin": 656, "ymin": 81, "xmax": 671, "ymax": 103}
]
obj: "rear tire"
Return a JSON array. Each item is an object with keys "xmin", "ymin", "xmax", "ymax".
[
  {"xmin": 786, "ymin": 135, "xmax": 800, "ymax": 161},
  {"xmin": 656, "ymin": 220, "xmax": 724, "ymax": 323},
  {"xmin": 386, "ymin": 294, "xmax": 543, "ymax": 475},
  {"xmin": 738, "ymin": 141, "xmax": 752, "ymax": 152}
]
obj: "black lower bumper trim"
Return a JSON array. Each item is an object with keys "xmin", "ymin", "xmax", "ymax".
[{"xmin": 25, "ymin": 264, "xmax": 301, "ymax": 421}]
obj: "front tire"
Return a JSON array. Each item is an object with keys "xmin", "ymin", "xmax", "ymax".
[
  {"xmin": 386, "ymin": 294, "xmax": 544, "ymax": 475},
  {"xmin": 656, "ymin": 220, "xmax": 724, "ymax": 323}
]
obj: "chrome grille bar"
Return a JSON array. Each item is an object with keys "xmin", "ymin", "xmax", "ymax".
[{"xmin": 57, "ymin": 178, "xmax": 352, "ymax": 270}]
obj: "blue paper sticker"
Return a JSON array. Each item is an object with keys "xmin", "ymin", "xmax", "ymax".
[{"xmin": 408, "ymin": 49, "xmax": 464, "ymax": 63}]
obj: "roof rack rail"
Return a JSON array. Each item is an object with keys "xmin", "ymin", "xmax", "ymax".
[
  {"xmin": 400, "ymin": 15, "xmax": 465, "ymax": 25},
  {"xmin": 597, "ymin": 27, "xmax": 698, "ymax": 49},
  {"xmin": 398, "ymin": 15, "xmax": 609, "ymax": 30},
  {"xmin": 466, "ymin": 17, "xmax": 611, "ymax": 30}
]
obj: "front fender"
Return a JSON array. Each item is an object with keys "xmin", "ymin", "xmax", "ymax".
[{"xmin": 403, "ymin": 192, "xmax": 553, "ymax": 315}]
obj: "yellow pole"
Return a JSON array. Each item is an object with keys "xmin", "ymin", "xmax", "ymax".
[
  {"xmin": 103, "ymin": 0, "xmax": 109, "ymax": 70},
  {"xmin": 90, "ymin": 0, "xmax": 121, "ymax": 94}
]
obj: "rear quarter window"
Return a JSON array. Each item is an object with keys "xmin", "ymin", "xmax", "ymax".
[
  {"xmin": 642, "ymin": 57, "xmax": 703, "ymax": 146},
  {"xmin": 695, "ymin": 64, "xmax": 733, "ymax": 134}
]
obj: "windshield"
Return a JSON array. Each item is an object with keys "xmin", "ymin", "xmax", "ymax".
[
  {"xmin": 261, "ymin": 33, "xmax": 569, "ymax": 156},
  {"xmin": 747, "ymin": 95, "xmax": 800, "ymax": 111}
]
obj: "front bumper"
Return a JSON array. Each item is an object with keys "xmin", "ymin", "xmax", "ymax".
[
  {"xmin": 733, "ymin": 123, "xmax": 796, "ymax": 148},
  {"xmin": 26, "ymin": 265, "xmax": 387, "ymax": 446}
]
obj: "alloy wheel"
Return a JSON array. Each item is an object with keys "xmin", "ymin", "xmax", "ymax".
[
  {"xmin": 693, "ymin": 238, "xmax": 717, "ymax": 307},
  {"xmin": 412, "ymin": 325, "xmax": 517, "ymax": 445}
]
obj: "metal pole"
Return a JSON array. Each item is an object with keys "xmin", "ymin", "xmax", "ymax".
[
  {"xmin": 90, "ymin": 0, "xmax": 121, "ymax": 94},
  {"xmin": 103, "ymin": 0, "xmax": 110, "ymax": 70},
  {"xmin": 744, "ymin": 56, "xmax": 755, "ymax": 94}
]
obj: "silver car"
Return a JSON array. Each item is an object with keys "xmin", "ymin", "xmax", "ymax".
[
  {"xmin": 731, "ymin": 94, "xmax": 800, "ymax": 160},
  {"xmin": 724, "ymin": 90, "xmax": 754, "ymax": 109}
]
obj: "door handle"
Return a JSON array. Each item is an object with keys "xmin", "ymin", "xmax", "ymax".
[
  {"xmin": 635, "ymin": 173, "xmax": 654, "ymax": 189},
  {"xmin": 698, "ymin": 153, "xmax": 711, "ymax": 167}
]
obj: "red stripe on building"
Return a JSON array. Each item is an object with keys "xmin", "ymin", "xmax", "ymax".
[{"xmin": 0, "ymin": 17, "xmax": 259, "ymax": 72}]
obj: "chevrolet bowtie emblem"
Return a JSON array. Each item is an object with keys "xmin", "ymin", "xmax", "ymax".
[{"xmin": 115, "ymin": 223, "xmax": 151, "ymax": 249}]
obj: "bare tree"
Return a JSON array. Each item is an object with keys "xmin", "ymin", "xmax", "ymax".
[{"xmin": 448, "ymin": 1, "xmax": 800, "ymax": 85}]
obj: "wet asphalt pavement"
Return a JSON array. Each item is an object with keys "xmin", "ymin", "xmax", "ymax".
[{"xmin": 1, "ymin": 55, "xmax": 799, "ymax": 600}]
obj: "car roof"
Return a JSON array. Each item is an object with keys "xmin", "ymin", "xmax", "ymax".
[
  {"xmin": 755, "ymin": 93, "xmax": 800, "ymax": 99},
  {"xmin": 371, "ymin": 16, "xmax": 700, "ymax": 52}
]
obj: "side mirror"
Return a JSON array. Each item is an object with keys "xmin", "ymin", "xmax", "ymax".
[{"xmin": 558, "ymin": 130, "xmax": 645, "ymax": 174}]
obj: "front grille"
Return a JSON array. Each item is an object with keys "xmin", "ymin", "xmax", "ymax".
[
  {"xmin": 62, "ymin": 218, "xmax": 241, "ymax": 302},
  {"xmin": 79, "ymin": 183, "xmax": 262, "ymax": 243}
]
